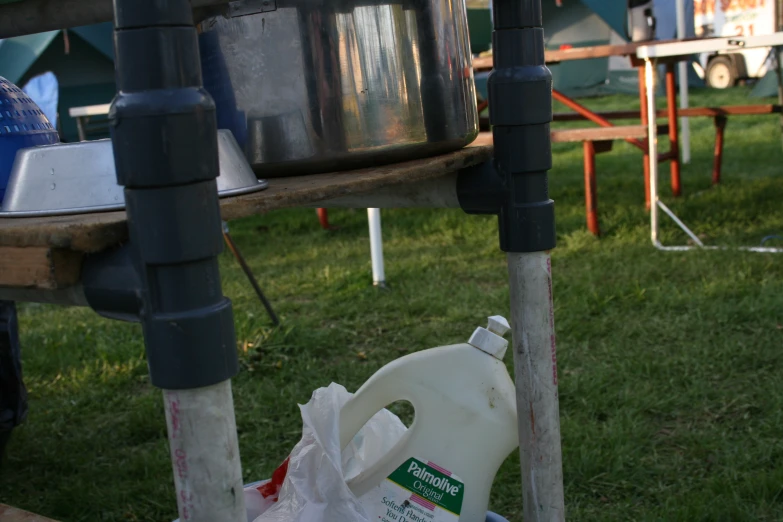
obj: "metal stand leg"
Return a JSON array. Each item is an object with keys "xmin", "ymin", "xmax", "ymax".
[
  {"xmin": 648, "ymin": 60, "xmax": 662, "ymax": 248},
  {"xmin": 646, "ymin": 59, "xmax": 780, "ymax": 253},
  {"xmin": 507, "ymin": 253, "xmax": 564, "ymax": 521},
  {"xmin": 367, "ymin": 208, "xmax": 386, "ymax": 288},
  {"xmin": 223, "ymin": 223, "xmax": 280, "ymax": 326},
  {"xmin": 638, "ymin": 66, "xmax": 652, "ymax": 210}
]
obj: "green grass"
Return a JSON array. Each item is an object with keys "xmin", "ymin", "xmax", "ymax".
[{"xmin": 2, "ymin": 87, "xmax": 783, "ymax": 521}]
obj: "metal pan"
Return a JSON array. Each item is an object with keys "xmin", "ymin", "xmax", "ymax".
[{"xmin": 0, "ymin": 130, "xmax": 267, "ymax": 217}]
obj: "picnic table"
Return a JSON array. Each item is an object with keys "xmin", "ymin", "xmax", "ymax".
[
  {"xmin": 474, "ymin": 36, "xmax": 783, "ymax": 236},
  {"xmin": 0, "ymin": 1, "xmax": 564, "ymax": 521},
  {"xmin": 68, "ymin": 103, "xmax": 111, "ymax": 142}
]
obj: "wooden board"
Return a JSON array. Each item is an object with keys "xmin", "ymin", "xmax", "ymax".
[
  {"xmin": 0, "ymin": 143, "xmax": 491, "ymax": 254},
  {"xmin": 0, "ymin": 505, "xmax": 59, "ymax": 522},
  {"xmin": 553, "ymin": 105, "xmax": 782, "ymax": 121},
  {"xmin": 551, "ymin": 125, "xmax": 648, "ymax": 143},
  {"xmin": 0, "ymin": 247, "xmax": 82, "ymax": 289},
  {"xmin": 472, "ymin": 40, "xmax": 688, "ymax": 72}
]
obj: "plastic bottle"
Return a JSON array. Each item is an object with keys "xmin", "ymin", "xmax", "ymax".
[{"xmin": 339, "ymin": 316, "xmax": 518, "ymax": 522}]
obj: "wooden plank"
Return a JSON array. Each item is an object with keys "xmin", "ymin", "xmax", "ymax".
[
  {"xmin": 554, "ymin": 110, "xmax": 641, "ymax": 122},
  {"xmin": 678, "ymin": 105, "xmax": 783, "ymax": 116},
  {"xmin": 0, "ymin": 141, "xmax": 493, "ymax": 253},
  {"xmin": 545, "ymin": 42, "xmax": 644, "ymax": 63},
  {"xmin": 553, "ymin": 105, "xmax": 781, "ymax": 122},
  {"xmin": 551, "ymin": 125, "xmax": 648, "ymax": 143},
  {"xmin": 0, "ymin": 247, "xmax": 82, "ymax": 289},
  {"xmin": 637, "ymin": 33, "xmax": 783, "ymax": 59},
  {"xmin": 0, "ymin": 504, "xmax": 59, "ymax": 522},
  {"xmin": 473, "ymin": 42, "xmax": 657, "ymax": 72},
  {"xmin": 68, "ymin": 104, "xmax": 110, "ymax": 118}
]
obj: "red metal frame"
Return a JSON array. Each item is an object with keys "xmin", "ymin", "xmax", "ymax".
[
  {"xmin": 713, "ymin": 116, "xmax": 728, "ymax": 185},
  {"xmin": 665, "ymin": 63, "xmax": 682, "ymax": 197},
  {"xmin": 583, "ymin": 141, "xmax": 600, "ymax": 236},
  {"xmin": 317, "ymin": 208, "xmax": 330, "ymax": 230}
]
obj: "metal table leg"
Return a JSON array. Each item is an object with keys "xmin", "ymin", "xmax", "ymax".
[{"xmin": 638, "ymin": 66, "xmax": 652, "ymax": 210}]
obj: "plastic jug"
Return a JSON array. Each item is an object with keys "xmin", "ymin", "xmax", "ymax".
[{"xmin": 339, "ymin": 316, "xmax": 519, "ymax": 522}]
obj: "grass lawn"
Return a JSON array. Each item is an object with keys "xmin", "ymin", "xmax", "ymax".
[{"xmin": 1, "ymin": 87, "xmax": 782, "ymax": 521}]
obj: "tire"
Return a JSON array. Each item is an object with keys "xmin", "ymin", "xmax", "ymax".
[{"xmin": 706, "ymin": 56, "xmax": 736, "ymax": 89}]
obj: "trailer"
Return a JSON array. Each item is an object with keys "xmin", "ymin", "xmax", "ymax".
[{"xmin": 694, "ymin": 0, "xmax": 778, "ymax": 87}]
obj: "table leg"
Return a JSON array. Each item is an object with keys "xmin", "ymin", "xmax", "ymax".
[
  {"xmin": 367, "ymin": 208, "xmax": 386, "ymax": 287},
  {"xmin": 665, "ymin": 63, "xmax": 681, "ymax": 197},
  {"xmin": 712, "ymin": 116, "xmax": 727, "ymax": 185},
  {"xmin": 646, "ymin": 59, "xmax": 660, "ymax": 247},
  {"xmin": 110, "ymin": 1, "xmax": 245, "ymax": 520},
  {"xmin": 317, "ymin": 208, "xmax": 331, "ymax": 229},
  {"xmin": 638, "ymin": 67, "xmax": 651, "ymax": 210},
  {"xmin": 583, "ymin": 141, "xmax": 600, "ymax": 236},
  {"xmin": 75, "ymin": 116, "xmax": 86, "ymax": 142},
  {"xmin": 507, "ymin": 252, "xmax": 565, "ymax": 522}
]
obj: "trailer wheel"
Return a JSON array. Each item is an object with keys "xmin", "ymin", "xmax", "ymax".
[{"xmin": 706, "ymin": 56, "xmax": 737, "ymax": 89}]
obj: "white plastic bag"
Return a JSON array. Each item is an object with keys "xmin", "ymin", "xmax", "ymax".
[
  {"xmin": 254, "ymin": 382, "xmax": 407, "ymax": 522},
  {"xmin": 173, "ymin": 383, "xmax": 406, "ymax": 522}
]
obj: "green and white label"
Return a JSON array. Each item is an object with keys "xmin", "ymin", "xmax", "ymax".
[{"xmin": 359, "ymin": 458, "xmax": 464, "ymax": 522}]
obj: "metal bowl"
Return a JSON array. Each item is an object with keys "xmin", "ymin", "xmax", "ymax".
[
  {"xmin": 0, "ymin": 130, "xmax": 267, "ymax": 217},
  {"xmin": 198, "ymin": 0, "xmax": 479, "ymax": 177}
]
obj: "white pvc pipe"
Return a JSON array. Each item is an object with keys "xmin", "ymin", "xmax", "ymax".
[
  {"xmin": 506, "ymin": 252, "xmax": 565, "ymax": 522},
  {"xmin": 367, "ymin": 208, "xmax": 386, "ymax": 287},
  {"xmin": 164, "ymin": 381, "xmax": 246, "ymax": 522},
  {"xmin": 676, "ymin": 0, "xmax": 691, "ymax": 163}
]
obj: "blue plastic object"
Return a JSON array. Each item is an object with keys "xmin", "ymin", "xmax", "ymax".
[
  {"xmin": 0, "ymin": 76, "xmax": 60, "ymax": 203},
  {"xmin": 486, "ymin": 512, "xmax": 510, "ymax": 522}
]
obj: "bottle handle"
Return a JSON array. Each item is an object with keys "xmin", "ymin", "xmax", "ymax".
[
  {"xmin": 339, "ymin": 366, "xmax": 417, "ymax": 449},
  {"xmin": 339, "ymin": 365, "xmax": 419, "ymax": 495}
]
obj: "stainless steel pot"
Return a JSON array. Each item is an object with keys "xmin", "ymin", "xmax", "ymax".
[{"xmin": 197, "ymin": 0, "xmax": 478, "ymax": 176}]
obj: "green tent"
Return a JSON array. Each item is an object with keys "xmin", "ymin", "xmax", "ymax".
[
  {"xmin": 470, "ymin": 0, "xmax": 702, "ymax": 99},
  {"xmin": 0, "ymin": 23, "xmax": 115, "ymax": 142},
  {"xmin": 751, "ymin": 70, "xmax": 782, "ymax": 99},
  {"xmin": 469, "ymin": 0, "xmax": 645, "ymax": 98}
]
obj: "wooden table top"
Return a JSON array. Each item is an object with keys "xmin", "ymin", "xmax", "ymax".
[
  {"xmin": 472, "ymin": 39, "xmax": 689, "ymax": 72},
  {"xmin": 0, "ymin": 141, "xmax": 493, "ymax": 254}
]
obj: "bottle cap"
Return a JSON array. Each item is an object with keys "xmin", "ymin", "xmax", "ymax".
[{"xmin": 468, "ymin": 315, "xmax": 510, "ymax": 359}]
